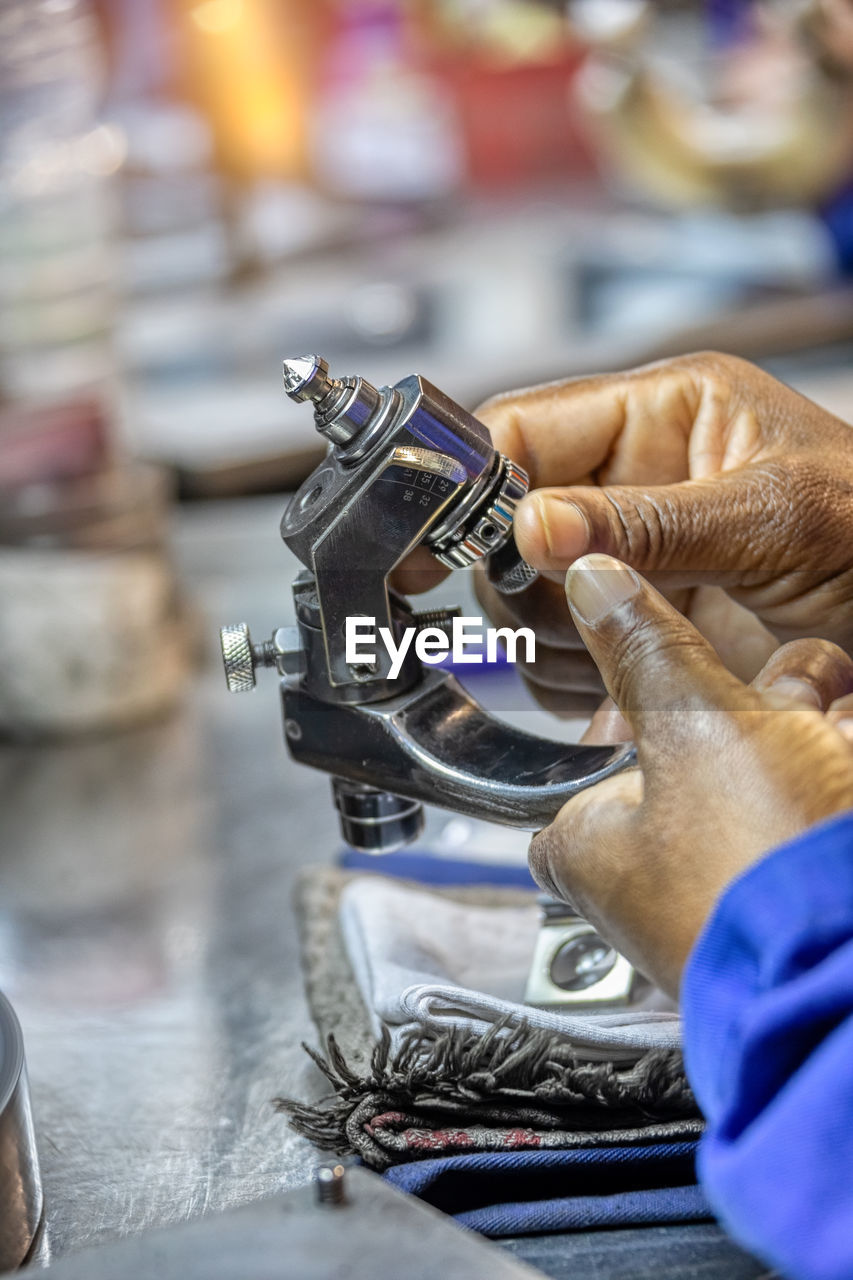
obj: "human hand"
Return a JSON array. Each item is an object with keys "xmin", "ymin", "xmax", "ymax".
[
  {"xmin": 399, "ymin": 352, "xmax": 853, "ymax": 713},
  {"xmin": 529, "ymin": 553, "xmax": 853, "ymax": 998}
]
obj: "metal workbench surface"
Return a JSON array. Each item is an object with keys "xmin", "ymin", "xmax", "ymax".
[{"xmin": 0, "ymin": 497, "xmax": 335, "ymax": 1262}]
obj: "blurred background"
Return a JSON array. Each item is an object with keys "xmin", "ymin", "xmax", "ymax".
[
  {"xmin": 4, "ymin": 0, "xmax": 853, "ymax": 738},
  {"xmin": 3, "ymin": 0, "xmax": 853, "ymax": 485},
  {"xmin": 5, "ymin": 0, "xmax": 853, "ymax": 736}
]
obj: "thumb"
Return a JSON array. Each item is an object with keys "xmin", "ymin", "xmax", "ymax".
[
  {"xmin": 564, "ymin": 554, "xmax": 747, "ymax": 733},
  {"xmin": 516, "ymin": 467, "xmax": 782, "ymax": 585}
]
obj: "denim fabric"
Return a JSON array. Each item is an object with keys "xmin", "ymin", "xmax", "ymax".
[
  {"xmin": 458, "ymin": 1185, "xmax": 710, "ymax": 1235},
  {"xmin": 498, "ymin": 1222, "xmax": 766, "ymax": 1280},
  {"xmin": 338, "ymin": 848, "xmax": 537, "ymax": 889},
  {"xmin": 384, "ymin": 1143, "xmax": 711, "ymax": 1236}
]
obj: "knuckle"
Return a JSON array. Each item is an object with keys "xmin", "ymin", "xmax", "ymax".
[
  {"xmin": 743, "ymin": 458, "xmax": 853, "ymax": 590},
  {"xmin": 828, "ymin": 692, "xmax": 853, "ymax": 720},
  {"xmin": 762, "ymin": 457, "xmax": 834, "ymax": 541},
  {"xmin": 591, "ymin": 488, "xmax": 666, "ymax": 570},
  {"xmin": 671, "ymin": 349, "xmax": 740, "ymax": 382},
  {"xmin": 600, "ymin": 489, "xmax": 703, "ymax": 572},
  {"xmin": 600, "ymin": 492, "xmax": 657, "ymax": 563},
  {"xmin": 628, "ymin": 495, "xmax": 668, "ymax": 565}
]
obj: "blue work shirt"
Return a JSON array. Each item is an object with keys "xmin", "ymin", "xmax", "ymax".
[{"xmin": 682, "ymin": 809, "xmax": 853, "ymax": 1279}]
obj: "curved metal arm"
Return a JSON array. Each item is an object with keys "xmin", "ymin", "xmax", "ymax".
[
  {"xmin": 282, "ymin": 666, "xmax": 636, "ymax": 830},
  {"xmin": 226, "ymin": 355, "xmax": 638, "ymax": 842}
]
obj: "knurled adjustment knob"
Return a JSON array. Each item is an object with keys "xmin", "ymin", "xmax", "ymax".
[{"xmin": 220, "ymin": 623, "xmax": 258, "ymax": 692}]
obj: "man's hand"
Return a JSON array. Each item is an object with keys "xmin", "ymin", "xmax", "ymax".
[
  {"xmin": 530, "ymin": 553, "xmax": 853, "ymax": 999},
  {"xmin": 399, "ymin": 352, "xmax": 853, "ymax": 713}
]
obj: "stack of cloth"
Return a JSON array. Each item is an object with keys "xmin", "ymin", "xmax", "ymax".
[{"xmin": 278, "ymin": 866, "xmax": 710, "ymax": 1237}]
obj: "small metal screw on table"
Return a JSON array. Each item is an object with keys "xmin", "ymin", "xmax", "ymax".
[{"xmin": 315, "ymin": 1162, "xmax": 347, "ymax": 1207}]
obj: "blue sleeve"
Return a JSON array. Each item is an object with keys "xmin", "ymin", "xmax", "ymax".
[{"xmin": 682, "ymin": 809, "xmax": 853, "ymax": 1280}]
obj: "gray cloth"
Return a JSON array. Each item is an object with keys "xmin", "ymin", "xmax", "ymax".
[
  {"xmin": 292, "ymin": 867, "xmax": 538, "ymax": 1061},
  {"xmin": 339, "ymin": 878, "xmax": 681, "ymax": 1062},
  {"xmin": 293, "ymin": 866, "xmax": 377, "ymax": 1064},
  {"xmin": 284, "ymin": 869, "xmax": 699, "ymax": 1168}
]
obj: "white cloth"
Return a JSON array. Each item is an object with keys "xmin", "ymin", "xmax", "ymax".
[{"xmin": 339, "ymin": 878, "xmax": 681, "ymax": 1063}]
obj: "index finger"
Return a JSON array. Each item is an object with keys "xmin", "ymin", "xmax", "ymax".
[{"xmin": 475, "ymin": 361, "xmax": 698, "ymax": 490}]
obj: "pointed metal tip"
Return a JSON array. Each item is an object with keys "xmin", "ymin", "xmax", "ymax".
[
  {"xmin": 282, "ymin": 354, "xmax": 330, "ymax": 402},
  {"xmin": 282, "ymin": 355, "xmax": 318, "ymax": 393}
]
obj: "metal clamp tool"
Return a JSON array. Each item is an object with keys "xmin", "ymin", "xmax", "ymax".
[
  {"xmin": 220, "ymin": 353, "xmax": 635, "ymax": 850},
  {"xmin": 219, "ymin": 355, "xmax": 637, "ymax": 1003},
  {"xmin": 220, "ymin": 356, "xmax": 637, "ymax": 1004}
]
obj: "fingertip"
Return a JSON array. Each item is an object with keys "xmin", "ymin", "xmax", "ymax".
[
  {"xmin": 762, "ymin": 676, "xmax": 822, "ymax": 709},
  {"xmin": 515, "ymin": 493, "xmax": 590, "ymax": 568},
  {"xmin": 564, "ymin": 554, "xmax": 641, "ymax": 626},
  {"xmin": 513, "ymin": 495, "xmax": 549, "ymax": 566},
  {"xmin": 528, "ymin": 772, "xmax": 643, "ymax": 910},
  {"xmin": 753, "ymin": 639, "xmax": 853, "ymax": 712},
  {"xmin": 528, "ymin": 826, "xmax": 566, "ymax": 902}
]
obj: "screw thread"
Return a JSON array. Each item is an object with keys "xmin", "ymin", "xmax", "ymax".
[
  {"xmin": 412, "ymin": 607, "xmax": 461, "ymax": 635},
  {"xmin": 252, "ymin": 641, "xmax": 277, "ymax": 668}
]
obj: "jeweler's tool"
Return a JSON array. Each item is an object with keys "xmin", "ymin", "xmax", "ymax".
[
  {"xmin": 221, "ymin": 354, "xmax": 635, "ymax": 852},
  {"xmin": 220, "ymin": 355, "xmax": 637, "ymax": 1005}
]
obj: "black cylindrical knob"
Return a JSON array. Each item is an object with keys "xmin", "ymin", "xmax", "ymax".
[{"xmin": 332, "ymin": 778, "xmax": 424, "ymax": 853}]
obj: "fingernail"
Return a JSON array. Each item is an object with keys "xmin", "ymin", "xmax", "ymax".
[
  {"xmin": 534, "ymin": 495, "xmax": 590, "ymax": 560},
  {"xmin": 565, "ymin": 554, "xmax": 641, "ymax": 625},
  {"xmin": 766, "ymin": 677, "xmax": 821, "ymax": 709}
]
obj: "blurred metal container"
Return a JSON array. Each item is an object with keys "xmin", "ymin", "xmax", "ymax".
[
  {"xmin": 0, "ymin": 462, "xmax": 190, "ymax": 738},
  {"xmin": 0, "ymin": 991, "xmax": 42, "ymax": 1270},
  {"xmin": 0, "ymin": 0, "xmax": 120, "ymax": 406}
]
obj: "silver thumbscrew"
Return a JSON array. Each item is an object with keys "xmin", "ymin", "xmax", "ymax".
[{"xmin": 219, "ymin": 623, "xmax": 277, "ymax": 692}]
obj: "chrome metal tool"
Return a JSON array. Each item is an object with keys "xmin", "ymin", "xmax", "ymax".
[
  {"xmin": 523, "ymin": 897, "xmax": 635, "ymax": 1008},
  {"xmin": 0, "ymin": 990, "xmax": 43, "ymax": 1269},
  {"xmin": 220, "ymin": 354, "xmax": 636, "ymax": 854}
]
